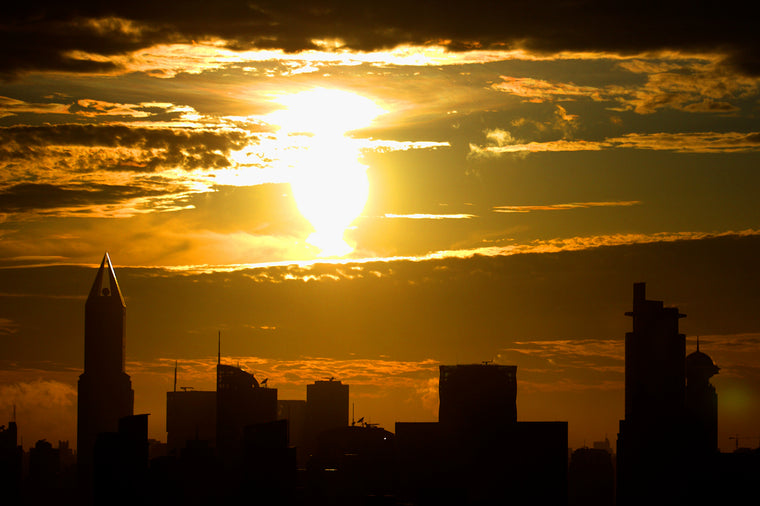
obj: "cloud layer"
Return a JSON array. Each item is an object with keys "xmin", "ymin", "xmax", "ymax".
[{"xmin": 2, "ymin": 2, "xmax": 758, "ymax": 78}]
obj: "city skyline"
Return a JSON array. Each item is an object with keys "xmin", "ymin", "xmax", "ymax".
[
  {"xmin": 2, "ymin": 246, "xmax": 759, "ymax": 453},
  {"xmin": 1, "ymin": 2, "xmax": 760, "ymax": 455}
]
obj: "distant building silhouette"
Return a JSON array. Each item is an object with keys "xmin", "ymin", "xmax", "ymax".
[
  {"xmin": 77, "ymin": 253, "xmax": 134, "ymax": 486},
  {"xmin": 216, "ymin": 361, "xmax": 277, "ymax": 463},
  {"xmin": 568, "ymin": 446, "xmax": 615, "ymax": 506},
  {"xmin": 685, "ymin": 339, "xmax": 720, "ymax": 457},
  {"xmin": 166, "ymin": 389, "xmax": 216, "ymax": 453},
  {"xmin": 29, "ymin": 439, "xmax": 59, "ymax": 484},
  {"xmin": 306, "ymin": 378, "xmax": 349, "ymax": 446},
  {"xmin": 591, "ymin": 436, "xmax": 613, "ymax": 454},
  {"xmin": 278, "ymin": 399, "xmax": 307, "ymax": 465},
  {"xmin": 438, "ymin": 363, "xmax": 517, "ymax": 430}
]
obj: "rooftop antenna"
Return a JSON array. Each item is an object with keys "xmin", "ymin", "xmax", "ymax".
[
  {"xmin": 352, "ymin": 402, "xmax": 355, "ymax": 426},
  {"xmin": 217, "ymin": 331, "xmax": 221, "ymax": 365},
  {"xmin": 174, "ymin": 360, "xmax": 178, "ymax": 393},
  {"xmin": 696, "ymin": 336, "xmax": 701, "ymax": 352}
]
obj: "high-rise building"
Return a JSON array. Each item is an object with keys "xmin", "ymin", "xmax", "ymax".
[
  {"xmin": 438, "ymin": 363, "xmax": 517, "ymax": 430},
  {"xmin": 306, "ymin": 379, "xmax": 348, "ymax": 443},
  {"xmin": 617, "ymin": 282, "xmax": 688, "ymax": 505},
  {"xmin": 622, "ymin": 282, "xmax": 685, "ymax": 423},
  {"xmin": 77, "ymin": 253, "xmax": 134, "ymax": 482}
]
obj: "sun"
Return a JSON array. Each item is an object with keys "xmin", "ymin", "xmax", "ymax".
[
  {"xmin": 268, "ymin": 88, "xmax": 385, "ymax": 136},
  {"xmin": 266, "ymin": 88, "xmax": 385, "ymax": 256}
]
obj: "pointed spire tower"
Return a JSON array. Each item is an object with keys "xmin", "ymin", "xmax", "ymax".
[{"xmin": 77, "ymin": 253, "xmax": 134, "ymax": 481}]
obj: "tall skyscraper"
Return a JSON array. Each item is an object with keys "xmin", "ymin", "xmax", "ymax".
[
  {"xmin": 77, "ymin": 253, "xmax": 134, "ymax": 481},
  {"xmin": 622, "ymin": 282, "xmax": 685, "ymax": 423},
  {"xmin": 616, "ymin": 282, "xmax": 687, "ymax": 505}
]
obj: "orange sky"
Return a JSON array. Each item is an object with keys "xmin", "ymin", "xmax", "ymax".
[{"xmin": 1, "ymin": 2, "xmax": 760, "ymax": 453}]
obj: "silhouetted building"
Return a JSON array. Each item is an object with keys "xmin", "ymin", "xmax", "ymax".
[
  {"xmin": 686, "ymin": 340, "xmax": 720, "ymax": 457},
  {"xmin": 240, "ymin": 419, "xmax": 297, "ymax": 504},
  {"xmin": 93, "ymin": 414, "xmax": 149, "ymax": 506},
  {"xmin": 568, "ymin": 447, "xmax": 615, "ymax": 506},
  {"xmin": 306, "ymin": 424, "xmax": 395, "ymax": 504},
  {"xmin": 28, "ymin": 439, "xmax": 60, "ymax": 489},
  {"xmin": 396, "ymin": 363, "xmax": 567, "ymax": 506},
  {"xmin": 166, "ymin": 390, "xmax": 216, "ymax": 453},
  {"xmin": 0, "ymin": 419, "xmax": 22, "ymax": 503},
  {"xmin": 616, "ymin": 283, "xmax": 690, "ymax": 505},
  {"xmin": 438, "ymin": 363, "xmax": 517, "ymax": 430},
  {"xmin": 592, "ymin": 437, "xmax": 613, "ymax": 454},
  {"xmin": 306, "ymin": 379, "xmax": 348, "ymax": 446},
  {"xmin": 278, "ymin": 399, "xmax": 307, "ymax": 465},
  {"xmin": 77, "ymin": 253, "xmax": 134, "ymax": 485},
  {"xmin": 216, "ymin": 362, "xmax": 277, "ymax": 463}
]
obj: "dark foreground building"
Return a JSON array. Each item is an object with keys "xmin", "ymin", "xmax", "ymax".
[
  {"xmin": 615, "ymin": 282, "xmax": 760, "ymax": 506},
  {"xmin": 166, "ymin": 389, "xmax": 216, "ymax": 453},
  {"xmin": 396, "ymin": 363, "xmax": 567, "ymax": 506},
  {"xmin": 77, "ymin": 254, "xmax": 134, "ymax": 487}
]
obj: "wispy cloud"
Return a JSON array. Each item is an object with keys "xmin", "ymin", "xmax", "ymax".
[
  {"xmin": 112, "ymin": 229, "xmax": 760, "ymax": 278},
  {"xmin": 140, "ymin": 356, "xmax": 440, "ymax": 389},
  {"xmin": 469, "ymin": 130, "xmax": 760, "ymax": 156},
  {"xmin": 0, "ymin": 378, "xmax": 78, "ymax": 447},
  {"xmin": 493, "ymin": 201, "xmax": 639, "ymax": 213},
  {"xmin": 492, "ymin": 61, "xmax": 758, "ymax": 114},
  {"xmin": 492, "ymin": 76, "xmax": 605, "ymax": 103},
  {"xmin": 383, "ymin": 213, "xmax": 476, "ymax": 219},
  {"xmin": 0, "ymin": 317, "xmax": 19, "ymax": 335}
]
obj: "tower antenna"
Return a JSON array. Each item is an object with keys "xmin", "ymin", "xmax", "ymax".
[
  {"xmin": 218, "ymin": 331, "xmax": 221, "ymax": 365},
  {"xmin": 174, "ymin": 360, "xmax": 178, "ymax": 393}
]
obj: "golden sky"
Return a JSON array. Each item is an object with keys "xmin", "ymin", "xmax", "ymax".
[{"xmin": 1, "ymin": 2, "xmax": 759, "ymax": 451}]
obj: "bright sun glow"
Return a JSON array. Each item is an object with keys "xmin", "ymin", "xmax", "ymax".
[{"xmin": 267, "ymin": 88, "xmax": 385, "ymax": 256}]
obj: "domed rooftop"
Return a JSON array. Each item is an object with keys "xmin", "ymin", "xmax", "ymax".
[{"xmin": 686, "ymin": 340, "xmax": 720, "ymax": 378}]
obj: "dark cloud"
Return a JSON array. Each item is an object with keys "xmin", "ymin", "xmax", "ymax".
[
  {"xmin": 0, "ymin": 123, "xmax": 247, "ymax": 150},
  {"xmin": 0, "ymin": 182, "xmax": 179, "ymax": 212},
  {"xmin": 1, "ymin": 1, "xmax": 758, "ymax": 77},
  {"xmin": 0, "ymin": 124, "xmax": 251, "ymax": 172}
]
